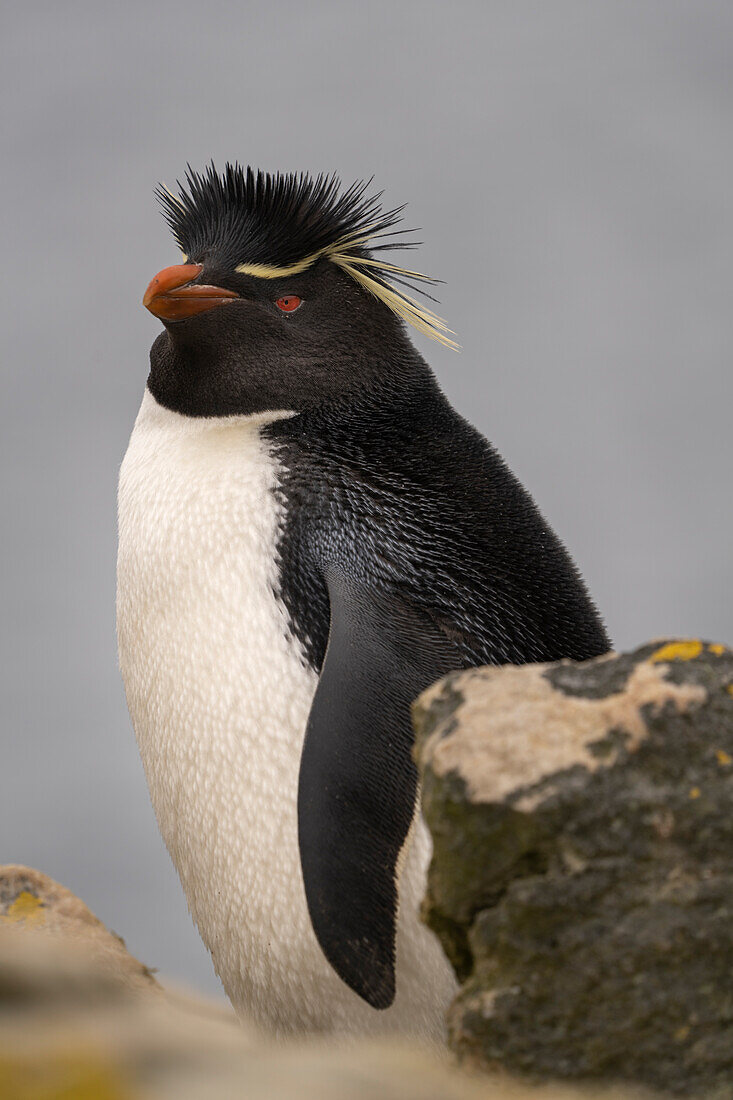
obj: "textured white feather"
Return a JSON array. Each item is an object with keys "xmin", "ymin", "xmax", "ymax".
[{"xmin": 116, "ymin": 389, "xmax": 456, "ymax": 1039}]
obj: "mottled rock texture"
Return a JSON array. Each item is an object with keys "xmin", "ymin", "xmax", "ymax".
[
  {"xmin": 0, "ymin": 864, "xmax": 159, "ymax": 994},
  {"xmin": 1, "ymin": 866, "xmax": 636, "ymax": 1099},
  {"xmin": 414, "ymin": 640, "xmax": 733, "ymax": 1098}
]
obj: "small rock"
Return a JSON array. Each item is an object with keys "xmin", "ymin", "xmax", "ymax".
[{"xmin": 0, "ymin": 864, "xmax": 158, "ymax": 994}]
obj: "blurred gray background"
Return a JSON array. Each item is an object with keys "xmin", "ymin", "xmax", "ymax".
[{"xmin": 2, "ymin": 1, "xmax": 731, "ymax": 997}]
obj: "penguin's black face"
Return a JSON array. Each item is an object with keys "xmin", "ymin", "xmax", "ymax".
[
  {"xmin": 143, "ymin": 163, "xmax": 455, "ymax": 416},
  {"xmin": 145, "ymin": 257, "xmax": 410, "ymax": 419}
]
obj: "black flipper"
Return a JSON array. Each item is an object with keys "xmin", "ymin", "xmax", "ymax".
[{"xmin": 297, "ymin": 567, "xmax": 460, "ymax": 1009}]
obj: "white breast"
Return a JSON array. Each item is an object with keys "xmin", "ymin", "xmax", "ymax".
[{"xmin": 117, "ymin": 388, "xmax": 456, "ymax": 1039}]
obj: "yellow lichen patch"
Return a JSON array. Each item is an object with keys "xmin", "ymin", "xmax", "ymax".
[
  {"xmin": 674, "ymin": 1025, "xmax": 690, "ymax": 1042},
  {"xmin": 650, "ymin": 640, "xmax": 703, "ymax": 664},
  {"xmin": 709, "ymin": 643, "xmax": 728, "ymax": 656},
  {"xmin": 689, "ymin": 787, "xmax": 701, "ymax": 800},
  {"xmin": 0, "ymin": 1049, "xmax": 129, "ymax": 1100},
  {"xmin": 1, "ymin": 891, "xmax": 46, "ymax": 927},
  {"xmin": 716, "ymin": 749, "xmax": 732, "ymax": 767}
]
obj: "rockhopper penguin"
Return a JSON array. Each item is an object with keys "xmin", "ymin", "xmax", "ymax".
[{"xmin": 117, "ymin": 165, "xmax": 609, "ymax": 1040}]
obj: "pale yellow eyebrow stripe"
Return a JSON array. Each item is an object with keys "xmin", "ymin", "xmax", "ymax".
[
  {"xmin": 234, "ymin": 256, "xmax": 320, "ymax": 279},
  {"xmin": 230, "ymin": 239, "xmax": 459, "ymax": 349}
]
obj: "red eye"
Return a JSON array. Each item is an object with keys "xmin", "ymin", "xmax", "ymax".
[{"xmin": 275, "ymin": 295, "xmax": 302, "ymax": 313}]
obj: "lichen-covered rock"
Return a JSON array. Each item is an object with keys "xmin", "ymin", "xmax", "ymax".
[
  {"xmin": 413, "ymin": 640, "xmax": 733, "ymax": 1097},
  {"xmin": 0, "ymin": 864, "xmax": 159, "ymax": 994},
  {"xmin": 2, "ymin": 868, "xmax": 636, "ymax": 1099}
]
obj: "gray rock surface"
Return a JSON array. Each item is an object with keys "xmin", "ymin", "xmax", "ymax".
[
  {"xmin": 413, "ymin": 639, "xmax": 733, "ymax": 1098},
  {"xmin": 0, "ymin": 865, "xmax": 643, "ymax": 1098}
]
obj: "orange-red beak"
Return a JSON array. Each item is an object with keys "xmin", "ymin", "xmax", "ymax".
[{"xmin": 143, "ymin": 263, "xmax": 238, "ymax": 322}]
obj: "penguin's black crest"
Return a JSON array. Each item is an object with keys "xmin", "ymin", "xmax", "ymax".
[
  {"xmin": 157, "ymin": 164, "xmax": 405, "ymax": 272},
  {"xmin": 155, "ymin": 163, "xmax": 456, "ymax": 347}
]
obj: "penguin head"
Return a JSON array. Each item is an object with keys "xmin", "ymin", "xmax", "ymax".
[{"xmin": 143, "ymin": 164, "xmax": 456, "ymax": 418}]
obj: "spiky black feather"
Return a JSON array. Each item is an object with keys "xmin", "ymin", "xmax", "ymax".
[{"xmin": 156, "ymin": 163, "xmax": 412, "ymax": 272}]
